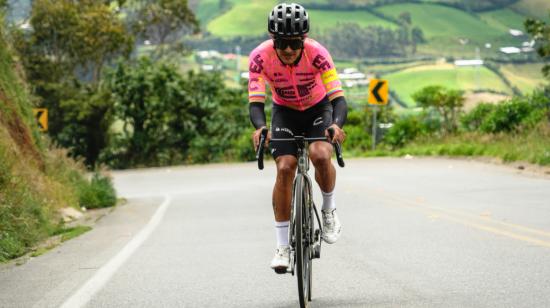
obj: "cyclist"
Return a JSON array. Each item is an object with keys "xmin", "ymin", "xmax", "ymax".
[{"xmin": 248, "ymin": 3, "xmax": 348, "ymax": 273}]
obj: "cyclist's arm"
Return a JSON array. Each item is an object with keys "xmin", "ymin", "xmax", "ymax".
[
  {"xmin": 249, "ymin": 103, "xmax": 266, "ymax": 129},
  {"xmin": 248, "ymin": 51, "xmax": 268, "ymax": 129},
  {"xmin": 315, "ymin": 44, "xmax": 347, "ymax": 128},
  {"xmin": 330, "ymin": 96, "xmax": 347, "ymax": 128}
]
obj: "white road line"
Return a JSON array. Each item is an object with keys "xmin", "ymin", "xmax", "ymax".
[{"xmin": 59, "ymin": 195, "xmax": 172, "ymax": 308}]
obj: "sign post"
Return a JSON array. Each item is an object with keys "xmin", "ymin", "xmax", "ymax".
[
  {"xmin": 32, "ymin": 108, "xmax": 48, "ymax": 132},
  {"xmin": 372, "ymin": 106, "xmax": 377, "ymax": 151},
  {"xmin": 368, "ymin": 79, "xmax": 389, "ymax": 150}
]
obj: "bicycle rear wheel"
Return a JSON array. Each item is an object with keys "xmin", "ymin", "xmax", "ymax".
[{"xmin": 295, "ymin": 175, "xmax": 311, "ymax": 308}]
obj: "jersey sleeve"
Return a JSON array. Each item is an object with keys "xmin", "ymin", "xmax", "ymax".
[
  {"xmin": 248, "ymin": 51, "xmax": 267, "ymax": 103},
  {"xmin": 313, "ymin": 44, "xmax": 344, "ymax": 101}
]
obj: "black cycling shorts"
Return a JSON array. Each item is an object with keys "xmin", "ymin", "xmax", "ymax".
[{"xmin": 269, "ymin": 96, "xmax": 332, "ymax": 159}]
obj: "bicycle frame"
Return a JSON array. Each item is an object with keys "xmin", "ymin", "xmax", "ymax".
[
  {"xmin": 288, "ymin": 136, "xmax": 323, "ymax": 276},
  {"xmin": 256, "ymin": 127, "xmax": 344, "ymax": 307}
]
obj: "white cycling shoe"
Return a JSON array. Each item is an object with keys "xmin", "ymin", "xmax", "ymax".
[
  {"xmin": 322, "ymin": 209, "xmax": 342, "ymax": 244},
  {"xmin": 270, "ymin": 245, "xmax": 290, "ymax": 274}
]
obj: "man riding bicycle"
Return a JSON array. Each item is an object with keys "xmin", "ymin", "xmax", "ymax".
[{"xmin": 249, "ymin": 3, "xmax": 348, "ymax": 273}]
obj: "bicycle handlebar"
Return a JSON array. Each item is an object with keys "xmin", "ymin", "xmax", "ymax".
[
  {"xmin": 256, "ymin": 127, "xmax": 268, "ymax": 170},
  {"xmin": 327, "ymin": 127, "xmax": 345, "ymax": 168},
  {"xmin": 256, "ymin": 127, "xmax": 345, "ymax": 170}
]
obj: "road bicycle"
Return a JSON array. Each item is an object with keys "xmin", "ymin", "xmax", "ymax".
[{"xmin": 256, "ymin": 127, "xmax": 344, "ymax": 308}]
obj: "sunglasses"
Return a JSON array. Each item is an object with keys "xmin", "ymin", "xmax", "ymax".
[{"xmin": 274, "ymin": 38, "xmax": 304, "ymax": 50}]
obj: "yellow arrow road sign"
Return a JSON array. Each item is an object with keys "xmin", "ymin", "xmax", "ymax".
[
  {"xmin": 32, "ymin": 108, "xmax": 48, "ymax": 132},
  {"xmin": 368, "ymin": 79, "xmax": 389, "ymax": 105}
]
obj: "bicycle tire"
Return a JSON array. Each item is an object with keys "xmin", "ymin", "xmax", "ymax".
[
  {"xmin": 305, "ymin": 177, "xmax": 314, "ymax": 302},
  {"xmin": 295, "ymin": 175, "xmax": 310, "ymax": 308}
]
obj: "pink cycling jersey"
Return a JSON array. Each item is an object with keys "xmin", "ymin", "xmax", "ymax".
[{"xmin": 248, "ymin": 38, "xmax": 344, "ymax": 111}]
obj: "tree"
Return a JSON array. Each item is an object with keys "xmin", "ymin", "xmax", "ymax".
[
  {"xmin": 398, "ymin": 12, "xmax": 411, "ymax": 26},
  {"xmin": 133, "ymin": 0, "xmax": 199, "ymax": 58},
  {"xmin": 319, "ymin": 23, "xmax": 406, "ymax": 58},
  {"xmin": 13, "ymin": 0, "xmax": 134, "ymax": 166},
  {"xmin": 411, "ymin": 27, "xmax": 426, "ymax": 54},
  {"xmin": 397, "ymin": 12, "xmax": 411, "ymax": 54},
  {"xmin": 102, "ymin": 57, "xmax": 249, "ymax": 168},
  {"xmin": 28, "ymin": 0, "xmax": 133, "ymax": 85},
  {"xmin": 525, "ymin": 12, "xmax": 550, "ymax": 79},
  {"xmin": 412, "ymin": 86, "xmax": 465, "ymax": 134}
]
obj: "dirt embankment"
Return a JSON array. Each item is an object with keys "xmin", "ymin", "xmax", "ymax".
[{"xmin": 0, "ymin": 89, "xmax": 44, "ymax": 170}]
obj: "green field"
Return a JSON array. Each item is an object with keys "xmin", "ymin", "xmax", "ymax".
[
  {"xmin": 384, "ymin": 64, "xmax": 512, "ymax": 106},
  {"xmin": 207, "ymin": 2, "xmax": 397, "ymax": 37},
  {"xmin": 478, "ymin": 8, "xmax": 529, "ymax": 32},
  {"xmin": 376, "ymin": 3, "xmax": 507, "ymax": 43},
  {"xmin": 500, "ymin": 63, "xmax": 547, "ymax": 93},
  {"xmin": 195, "ymin": 0, "xmax": 255, "ymax": 26},
  {"xmin": 308, "ymin": 10, "xmax": 397, "ymax": 34}
]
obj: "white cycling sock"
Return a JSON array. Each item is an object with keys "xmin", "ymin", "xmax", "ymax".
[
  {"xmin": 321, "ymin": 190, "xmax": 336, "ymax": 211},
  {"xmin": 275, "ymin": 220, "xmax": 289, "ymax": 247}
]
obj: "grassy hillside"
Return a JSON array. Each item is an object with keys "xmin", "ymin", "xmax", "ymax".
[
  {"xmin": 376, "ymin": 3, "xmax": 513, "ymax": 45},
  {"xmin": 201, "ymin": 1, "xmax": 537, "ymax": 58},
  {"xmin": 206, "ymin": 1, "xmax": 273, "ymax": 37},
  {"xmin": 478, "ymin": 8, "xmax": 529, "ymax": 32},
  {"xmin": 0, "ymin": 22, "xmax": 115, "ymax": 262},
  {"xmin": 384, "ymin": 64, "xmax": 512, "ymax": 106},
  {"xmin": 511, "ymin": 0, "xmax": 550, "ymax": 19},
  {"xmin": 206, "ymin": 1, "xmax": 395, "ymax": 37},
  {"xmin": 500, "ymin": 63, "xmax": 547, "ymax": 93}
]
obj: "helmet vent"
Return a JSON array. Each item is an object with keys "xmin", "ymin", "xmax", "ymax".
[
  {"xmin": 286, "ymin": 18, "xmax": 291, "ymax": 33},
  {"xmin": 268, "ymin": 3, "xmax": 309, "ymax": 36}
]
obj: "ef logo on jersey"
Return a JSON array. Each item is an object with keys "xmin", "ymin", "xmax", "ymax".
[
  {"xmin": 250, "ymin": 55, "xmax": 264, "ymax": 74},
  {"xmin": 312, "ymin": 55, "xmax": 331, "ymax": 71}
]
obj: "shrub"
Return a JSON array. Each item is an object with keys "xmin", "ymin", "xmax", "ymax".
[
  {"xmin": 461, "ymin": 103, "xmax": 495, "ymax": 131},
  {"xmin": 480, "ymin": 98, "xmax": 535, "ymax": 133},
  {"xmin": 345, "ymin": 125, "xmax": 371, "ymax": 152},
  {"xmin": 384, "ymin": 115, "xmax": 423, "ymax": 148},
  {"xmin": 78, "ymin": 173, "xmax": 117, "ymax": 209}
]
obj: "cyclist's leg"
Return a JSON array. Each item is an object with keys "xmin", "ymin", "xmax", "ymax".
[
  {"xmin": 270, "ymin": 103, "xmax": 300, "ymax": 223},
  {"xmin": 306, "ymin": 98, "xmax": 341, "ymax": 243},
  {"xmin": 305, "ymin": 97, "xmax": 335, "ymax": 194},
  {"xmin": 273, "ymin": 155, "xmax": 297, "ymax": 222},
  {"xmin": 269, "ymin": 105, "xmax": 301, "ymax": 271},
  {"xmin": 309, "ymin": 142, "xmax": 335, "ymax": 193}
]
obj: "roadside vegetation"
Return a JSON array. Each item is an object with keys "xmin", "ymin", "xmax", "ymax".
[
  {"xmin": 367, "ymin": 89, "xmax": 550, "ymax": 165},
  {"xmin": 0, "ymin": 7, "xmax": 116, "ymax": 261}
]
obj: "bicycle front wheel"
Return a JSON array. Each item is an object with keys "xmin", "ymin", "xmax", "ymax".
[{"xmin": 294, "ymin": 175, "xmax": 311, "ymax": 308}]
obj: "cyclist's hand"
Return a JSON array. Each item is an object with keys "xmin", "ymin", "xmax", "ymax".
[
  {"xmin": 252, "ymin": 127, "xmax": 270, "ymax": 151},
  {"xmin": 326, "ymin": 124, "xmax": 346, "ymax": 144}
]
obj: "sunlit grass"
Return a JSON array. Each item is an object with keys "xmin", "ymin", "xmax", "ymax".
[{"xmin": 384, "ymin": 64, "xmax": 512, "ymax": 106}]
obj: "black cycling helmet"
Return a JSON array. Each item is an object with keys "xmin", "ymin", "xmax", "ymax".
[{"xmin": 268, "ymin": 3, "xmax": 309, "ymax": 37}]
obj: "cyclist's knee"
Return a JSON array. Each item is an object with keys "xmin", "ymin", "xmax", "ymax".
[
  {"xmin": 309, "ymin": 143, "xmax": 332, "ymax": 167},
  {"xmin": 276, "ymin": 156, "xmax": 297, "ymax": 179}
]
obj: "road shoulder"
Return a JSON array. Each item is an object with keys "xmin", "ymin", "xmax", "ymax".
[{"xmin": 0, "ymin": 197, "xmax": 162, "ymax": 308}]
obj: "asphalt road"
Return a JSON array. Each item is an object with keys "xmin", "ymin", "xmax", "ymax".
[{"xmin": 1, "ymin": 157, "xmax": 550, "ymax": 307}]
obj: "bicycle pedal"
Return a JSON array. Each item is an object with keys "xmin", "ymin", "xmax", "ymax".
[{"xmin": 274, "ymin": 267, "xmax": 288, "ymax": 274}]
